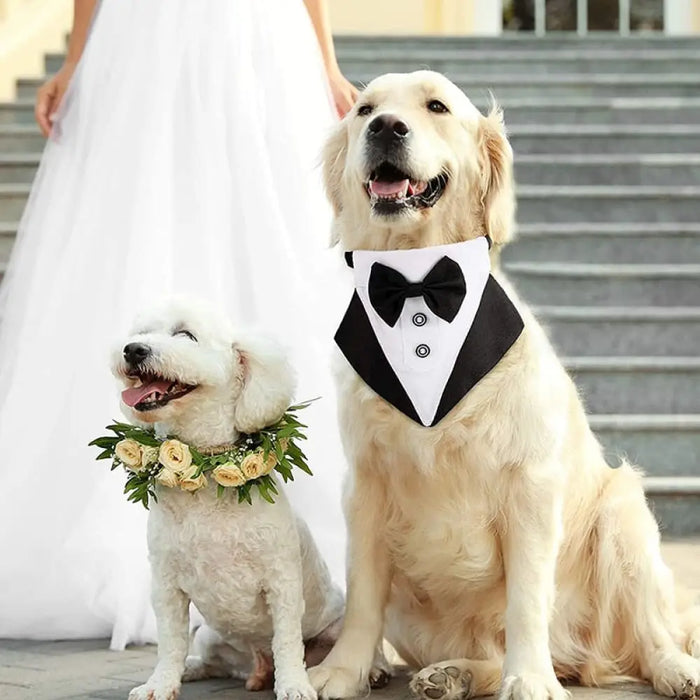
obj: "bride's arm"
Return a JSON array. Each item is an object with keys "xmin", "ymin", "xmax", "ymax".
[
  {"xmin": 303, "ymin": 0, "xmax": 358, "ymax": 118},
  {"xmin": 35, "ymin": 0, "xmax": 97, "ymax": 136}
]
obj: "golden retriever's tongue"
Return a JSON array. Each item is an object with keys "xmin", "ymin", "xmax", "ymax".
[
  {"xmin": 370, "ymin": 179, "xmax": 409, "ymax": 197},
  {"xmin": 122, "ymin": 379, "xmax": 171, "ymax": 407}
]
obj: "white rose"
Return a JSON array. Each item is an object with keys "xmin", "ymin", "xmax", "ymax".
[
  {"xmin": 115, "ymin": 439, "xmax": 143, "ymax": 471},
  {"xmin": 240, "ymin": 451, "xmax": 276, "ymax": 481},
  {"xmin": 180, "ymin": 472, "xmax": 207, "ymax": 492},
  {"xmin": 156, "ymin": 468, "xmax": 179, "ymax": 488},
  {"xmin": 158, "ymin": 440, "xmax": 192, "ymax": 474},
  {"xmin": 140, "ymin": 446, "xmax": 159, "ymax": 468},
  {"xmin": 212, "ymin": 463, "xmax": 247, "ymax": 488}
]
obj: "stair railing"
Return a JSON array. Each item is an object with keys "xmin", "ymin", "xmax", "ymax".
[{"xmin": 533, "ymin": 0, "xmax": 634, "ymax": 36}]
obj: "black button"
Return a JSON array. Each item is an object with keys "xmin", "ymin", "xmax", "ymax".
[
  {"xmin": 412, "ymin": 313, "xmax": 427, "ymax": 327},
  {"xmin": 415, "ymin": 344, "xmax": 430, "ymax": 358}
]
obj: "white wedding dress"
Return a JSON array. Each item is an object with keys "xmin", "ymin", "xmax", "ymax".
[{"xmin": 0, "ymin": 0, "xmax": 350, "ymax": 650}]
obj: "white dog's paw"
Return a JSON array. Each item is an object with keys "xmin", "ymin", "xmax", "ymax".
[
  {"xmin": 410, "ymin": 664, "xmax": 473, "ymax": 700},
  {"xmin": 128, "ymin": 682, "xmax": 180, "ymax": 700},
  {"xmin": 308, "ymin": 664, "xmax": 367, "ymax": 699},
  {"xmin": 687, "ymin": 627, "xmax": 700, "ymax": 660},
  {"xmin": 499, "ymin": 673, "xmax": 569, "ymax": 700},
  {"xmin": 651, "ymin": 653, "xmax": 700, "ymax": 698},
  {"xmin": 276, "ymin": 678, "xmax": 318, "ymax": 700},
  {"xmin": 369, "ymin": 659, "xmax": 393, "ymax": 690}
]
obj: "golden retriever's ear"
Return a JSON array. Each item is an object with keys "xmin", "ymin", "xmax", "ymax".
[
  {"xmin": 322, "ymin": 121, "xmax": 349, "ymax": 243},
  {"xmin": 478, "ymin": 104, "xmax": 515, "ymax": 246}
]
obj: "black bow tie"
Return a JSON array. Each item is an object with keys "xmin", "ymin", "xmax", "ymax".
[{"xmin": 368, "ymin": 256, "xmax": 467, "ymax": 327}]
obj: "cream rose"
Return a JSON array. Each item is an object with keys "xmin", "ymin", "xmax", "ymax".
[
  {"xmin": 158, "ymin": 440, "xmax": 192, "ymax": 474},
  {"xmin": 115, "ymin": 439, "xmax": 144, "ymax": 471},
  {"xmin": 240, "ymin": 451, "xmax": 277, "ymax": 480},
  {"xmin": 180, "ymin": 473, "xmax": 207, "ymax": 492},
  {"xmin": 140, "ymin": 446, "xmax": 159, "ymax": 468},
  {"xmin": 156, "ymin": 467, "xmax": 179, "ymax": 488},
  {"xmin": 212, "ymin": 463, "xmax": 247, "ymax": 488}
]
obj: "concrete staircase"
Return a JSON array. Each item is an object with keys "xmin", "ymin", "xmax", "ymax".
[{"xmin": 1, "ymin": 36, "xmax": 699, "ymax": 533}]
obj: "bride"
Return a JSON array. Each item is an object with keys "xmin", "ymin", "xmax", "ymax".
[{"xmin": 0, "ymin": 0, "xmax": 356, "ymax": 650}]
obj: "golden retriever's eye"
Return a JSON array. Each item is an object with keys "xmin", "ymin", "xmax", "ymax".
[
  {"xmin": 175, "ymin": 330, "xmax": 197, "ymax": 342},
  {"xmin": 357, "ymin": 104, "xmax": 374, "ymax": 117},
  {"xmin": 427, "ymin": 100, "xmax": 449, "ymax": 114}
]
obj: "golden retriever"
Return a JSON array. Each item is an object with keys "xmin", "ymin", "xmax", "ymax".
[{"xmin": 307, "ymin": 71, "xmax": 700, "ymax": 700}]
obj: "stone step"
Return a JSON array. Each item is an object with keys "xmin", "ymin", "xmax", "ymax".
[
  {"xmin": 0, "ymin": 100, "xmax": 34, "ymax": 125},
  {"xmin": 0, "ymin": 125, "xmax": 44, "ymax": 152},
  {"xmin": 535, "ymin": 306, "xmax": 700, "ymax": 356},
  {"xmin": 0, "ymin": 154, "xmax": 40, "ymax": 183},
  {"xmin": 505, "ymin": 262, "xmax": 700, "ymax": 306},
  {"xmin": 338, "ymin": 56, "xmax": 700, "ymax": 77},
  {"xmin": 509, "ymin": 125, "xmax": 700, "ymax": 154},
  {"xmin": 505, "ymin": 223, "xmax": 700, "ymax": 264},
  {"xmin": 496, "ymin": 99, "xmax": 700, "ymax": 125},
  {"xmin": 565, "ymin": 356, "xmax": 700, "ymax": 414},
  {"xmin": 6, "ymin": 98, "xmax": 700, "ymax": 127},
  {"xmin": 0, "ymin": 184, "xmax": 30, "ymax": 220},
  {"xmin": 644, "ymin": 478, "xmax": 700, "ymax": 536},
  {"xmin": 592, "ymin": 414, "xmax": 700, "ymax": 476},
  {"xmin": 0, "ymin": 221, "xmax": 14, "ymax": 261},
  {"xmin": 516, "ymin": 185, "xmax": 700, "ymax": 223},
  {"xmin": 514, "ymin": 154, "xmax": 700, "ymax": 186},
  {"xmin": 334, "ymin": 35, "xmax": 700, "ymax": 51}
]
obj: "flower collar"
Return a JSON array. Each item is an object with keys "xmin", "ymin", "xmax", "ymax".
[{"xmin": 90, "ymin": 402, "xmax": 313, "ymax": 508}]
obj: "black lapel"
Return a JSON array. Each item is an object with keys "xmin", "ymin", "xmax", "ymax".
[
  {"xmin": 432, "ymin": 275, "xmax": 524, "ymax": 425},
  {"xmin": 334, "ymin": 292, "xmax": 422, "ymax": 424}
]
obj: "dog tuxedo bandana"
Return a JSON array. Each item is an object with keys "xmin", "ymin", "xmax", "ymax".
[{"xmin": 335, "ymin": 237, "xmax": 524, "ymax": 427}]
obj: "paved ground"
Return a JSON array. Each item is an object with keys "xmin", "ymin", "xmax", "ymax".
[{"xmin": 2, "ymin": 540, "xmax": 699, "ymax": 700}]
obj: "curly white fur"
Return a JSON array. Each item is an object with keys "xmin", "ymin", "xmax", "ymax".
[
  {"xmin": 111, "ymin": 297, "xmax": 344, "ymax": 700},
  {"xmin": 310, "ymin": 72, "xmax": 700, "ymax": 700}
]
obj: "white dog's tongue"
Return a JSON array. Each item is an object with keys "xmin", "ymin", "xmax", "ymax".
[
  {"xmin": 122, "ymin": 379, "xmax": 171, "ymax": 407},
  {"xmin": 370, "ymin": 179, "xmax": 409, "ymax": 197}
]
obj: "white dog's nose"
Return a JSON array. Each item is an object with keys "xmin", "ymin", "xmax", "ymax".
[{"xmin": 123, "ymin": 342, "xmax": 151, "ymax": 366}]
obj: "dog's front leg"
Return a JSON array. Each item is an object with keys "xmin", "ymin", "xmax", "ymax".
[
  {"xmin": 129, "ymin": 575, "xmax": 190, "ymax": 700},
  {"xmin": 500, "ymin": 467, "xmax": 568, "ymax": 700},
  {"xmin": 264, "ymin": 545, "xmax": 317, "ymax": 700},
  {"xmin": 309, "ymin": 463, "xmax": 391, "ymax": 699}
]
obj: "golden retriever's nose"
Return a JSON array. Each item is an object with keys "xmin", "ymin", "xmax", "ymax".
[{"xmin": 367, "ymin": 114, "xmax": 410, "ymax": 147}]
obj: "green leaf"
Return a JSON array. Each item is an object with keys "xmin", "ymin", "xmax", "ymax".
[
  {"xmin": 217, "ymin": 484, "xmax": 225, "ymax": 498},
  {"xmin": 89, "ymin": 436, "xmax": 119, "ymax": 448},
  {"xmin": 96, "ymin": 449, "xmax": 113, "ymax": 460},
  {"xmin": 257, "ymin": 480, "xmax": 276, "ymax": 504}
]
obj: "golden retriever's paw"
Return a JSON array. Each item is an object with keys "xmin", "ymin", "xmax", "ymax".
[
  {"xmin": 499, "ymin": 673, "xmax": 569, "ymax": 700},
  {"xmin": 652, "ymin": 654, "xmax": 700, "ymax": 698},
  {"xmin": 410, "ymin": 664, "xmax": 473, "ymax": 700},
  {"xmin": 308, "ymin": 664, "xmax": 368, "ymax": 699},
  {"xmin": 276, "ymin": 678, "xmax": 318, "ymax": 700},
  {"xmin": 128, "ymin": 682, "xmax": 180, "ymax": 700}
]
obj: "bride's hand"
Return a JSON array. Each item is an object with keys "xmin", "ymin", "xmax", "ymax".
[
  {"xmin": 35, "ymin": 62, "xmax": 76, "ymax": 137},
  {"xmin": 327, "ymin": 66, "xmax": 358, "ymax": 119}
]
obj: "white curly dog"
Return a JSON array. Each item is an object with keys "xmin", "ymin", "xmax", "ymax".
[{"xmin": 111, "ymin": 298, "xmax": 344, "ymax": 700}]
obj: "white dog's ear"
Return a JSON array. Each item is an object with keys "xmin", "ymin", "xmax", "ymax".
[
  {"xmin": 232, "ymin": 337, "xmax": 296, "ymax": 434},
  {"xmin": 322, "ymin": 121, "xmax": 349, "ymax": 245},
  {"xmin": 477, "ymin": 103, "xmax": 515, "ymax": 246}
]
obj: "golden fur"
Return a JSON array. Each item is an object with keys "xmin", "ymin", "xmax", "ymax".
[{"xmin": 309, "ymin": 71, "xmax": 700, "ymax": 700}]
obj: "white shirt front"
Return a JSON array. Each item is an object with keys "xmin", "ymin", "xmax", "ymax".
[{"xmin": 350, "ymin": 238, "xmax": 491, "ymax": 427}]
